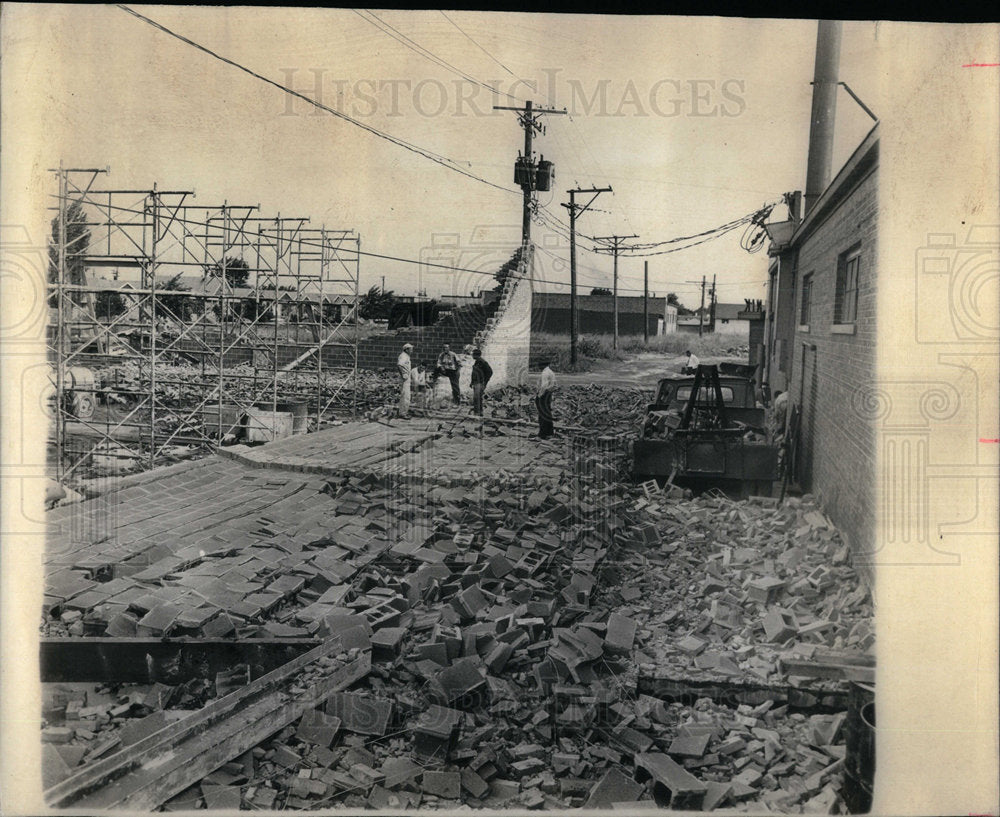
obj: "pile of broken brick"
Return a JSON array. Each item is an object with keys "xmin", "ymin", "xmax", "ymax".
[
  {"xmin": 91, "ymin": 361, "xmax": 398, "ymax": 418},
  {"xmin": 42, "ymin": 454, "xmax": 870, "ymax": 812},
  {"xmin": 486, "ymin": 384, "xmax": 649, "ymax": 435}
]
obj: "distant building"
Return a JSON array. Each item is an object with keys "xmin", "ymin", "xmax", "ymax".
[
  {"xmin": 712, "ymin": 302, "xmax": 751, "ymax": 337},
  {"xmin": 662, "ymin": 303, "xmax": 678, "ymax": 334},
  {"xmin": 532, "ymin": 293, "xmax": 667, "ymax": 336}
]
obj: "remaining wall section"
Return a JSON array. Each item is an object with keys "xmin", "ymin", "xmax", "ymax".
[{"xmin": 476, "ymin": 244, "xmax": 534, "ymax": 391}]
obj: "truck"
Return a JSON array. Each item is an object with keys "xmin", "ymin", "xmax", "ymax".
[{"xmin": 632, "ymin": 364, "xmax": 779, "ymax": 497}]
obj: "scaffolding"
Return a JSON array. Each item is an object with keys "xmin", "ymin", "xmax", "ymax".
[{"xmin": 47, "ymin": 166, "xmax": 360, "ymax": 485}]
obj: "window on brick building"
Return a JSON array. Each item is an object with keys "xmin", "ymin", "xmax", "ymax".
[
  {"xmin": 835, "ymin": 246, "xmax": 861, "ymax": 324},
  {"xmin": 800, "ymin": 272, "xmax": 813, "ymax": 327}
]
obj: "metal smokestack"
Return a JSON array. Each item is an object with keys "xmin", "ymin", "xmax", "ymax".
[{"xmin": 804, "ymin": 20, "xmax": 843, "ymax": 215}]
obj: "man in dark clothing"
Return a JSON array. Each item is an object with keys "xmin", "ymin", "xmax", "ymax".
[
  {"xmin": 470, "ymin": 348, "xmax": 493, "ymax": 416},
  {"xmin": 435, "ymin": 343, "xmax": 461, "ymax": 405}
]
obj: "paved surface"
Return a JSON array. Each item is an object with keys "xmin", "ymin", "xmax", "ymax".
[
  {"xmin": 527, "ymin": 352, "xmax": 741, "ymax": 389},
  {"xmin": 43, "ymin": 417, "xmax": 577, "ymax": 612},
  {"xmin": 220, "ymin": 417, "xmax": 572, "ymax": 484}
]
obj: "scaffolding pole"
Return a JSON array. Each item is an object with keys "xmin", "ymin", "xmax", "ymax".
[{"xmin": 46, "ymin": 168, "xmax": 362, "ymax": 486}]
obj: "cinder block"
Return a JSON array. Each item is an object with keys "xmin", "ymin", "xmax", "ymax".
[
  {"xmin": 422, "ymin": 770, "xmax": 461, "ymax": 799},
  {"xmin": 762, "ymin": 608, "xmax": 798, "ymax": 642},
  {"xmin": 325, "ymin": 693, "xmax": 392, "ymax": 736},
  {"xmin": 585, "ymin": 768, "xmax": 645, "ymax": 809},
  {"xmin": 604, "ymin": 613, "xmax": 636, "ymax": 655}
]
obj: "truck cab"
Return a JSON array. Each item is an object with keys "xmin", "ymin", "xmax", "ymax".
[
  {"xmin": 634, "ymin": 368, "xmax": 777, "ymax": 496},
  {"xmin": 643, "ymin": 373, "xmax": 763, "ymax": 436}
]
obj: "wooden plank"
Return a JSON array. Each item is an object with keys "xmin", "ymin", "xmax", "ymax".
[
  {"xmin": 45, "ymin": 638, "xmax": 366, "ymax": 808},
  {"xmin": 779, "ymin": 656, "xmax": 875, "ymax": 682},
  {"xmin": 636, "ymin": 674, "xmax": 850, "ymax": 712},
  {"xmin": 75, "ymin": 654, "xmax": 371, "ymax": 810}
]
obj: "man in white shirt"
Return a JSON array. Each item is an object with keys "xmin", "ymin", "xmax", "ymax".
[
  {"xmin": 435, "ymin": 343, "xmax": 461, "ymax": 405},
  {"xmin": 682, "ymin": 349, "xmax": 700, "ymax": 374},
  {"xmin": 536, "ymin": 361, "xmax": 557, "ymax": 438},
  {"xmin": 770, "ymin": 390, "xmax": 790, "ymax": 440},
  {"xmin": 397, "ymin": 343, "xmax": 413, "ymax": 418}
]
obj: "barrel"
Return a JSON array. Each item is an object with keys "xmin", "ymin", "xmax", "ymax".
[
  {"xmin": 243, "ymin": 408, "xmax": 294, "ymax": 443},
  {"xmin": 276, "ymin": 401, "xmax": 309, "ymax": 434},
  {"xmin": 65, "ymin": 366, "xmax": 96, "ymax": 419},
  {"xmin": 841, "ymin": 681, "xmax": 875, "ymax": 813}
]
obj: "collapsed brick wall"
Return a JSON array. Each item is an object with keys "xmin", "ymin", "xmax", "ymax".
[
  {"xmin": 168, "ymin": 303, "xmax": 499, "ymax": 374},
  {"xmin": 787, "ymin": 165, "xmax": 878, "ymax": 581},
  {"xmin": 479, "ymin": 245, "xmax": 534, "ymax": 391}
]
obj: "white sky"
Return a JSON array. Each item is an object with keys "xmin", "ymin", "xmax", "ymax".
[{"xmin": 4, "ymin": 7, "xmax": 884, "ymax": 306}]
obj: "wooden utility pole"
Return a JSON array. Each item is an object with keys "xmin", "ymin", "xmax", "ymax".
[
  {"xmin": 562, "ymin": 186, "xmax": 612, "ymax": 365},
  {"xmin": 699, "ymin": 275, "xmax": 706, "ymax": 337},
  {"xmin": 643, "ymin": 261, "xmax": 649, "ymax": 343},
  {"xmin": 594, "ymin": 234, "xmax": 637, "ymax": 350},
  {"xmin": 494, "ymin": 101, "xmax": 566, "ymax": 246},
  {"xmin": 710, "ymin": 274, "xmax": 717, "ymax": 333}
]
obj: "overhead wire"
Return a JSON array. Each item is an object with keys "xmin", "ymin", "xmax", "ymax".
[
  {"xmin": 116, "ymin": 5, "xmax": 520, "ymax": 198},
  {"xmin": 354, "ymin": 9, "xmax": 525, "ymax": 104},
  {"xmin": 438, "ymin": 10, "xmax": 518, "ymax": 79},
  {"xmin": 113, "ymin": 7, "xmax": 776, "ymax": 298}
]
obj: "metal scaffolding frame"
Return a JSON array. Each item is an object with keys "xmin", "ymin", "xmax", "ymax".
[{"xmin": 47, "ymin": 166, "xmax": 360, "ymax": 484}]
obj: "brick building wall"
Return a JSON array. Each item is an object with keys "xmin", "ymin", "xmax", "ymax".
[
  {"xmin": 787, "ymin": 160, "xmax": 878, "ymax": 575},
  {"xmin": 169, "ymin": 302, "xmax": 499, "ymax": 373}
]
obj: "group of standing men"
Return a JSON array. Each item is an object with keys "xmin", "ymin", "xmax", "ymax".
[
  {"xmin": 396, "ymin": 341, "xmax": 557, "ymax": 438},
  {"xmin": 396, "ymin": 342, "xmax": 494, "ymax": 419}
]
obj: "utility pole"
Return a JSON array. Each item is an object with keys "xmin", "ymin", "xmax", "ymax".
[
  {"xmin": 562, "ymin": 186, "xmax": 612, "ymax": 365},
  {"xmin": 381, "ymin": 275, "xmax": 385, "ymax": 293},
  {"xmin": 710, "ymin": 274, "xmax": 717, "ymax": 333},
  {"xmin": 643, "ymin": 261, "xmax": 649, "ymax": 343},
  {"xmin": 494, "ymin": 100, "xmax": 567, "ymax": 246},
  {"xmin": 594, "ymin": 234, "xmax": 637, "ymax": 350},
  {"xmin": 699, "ymin": 275, "xmax": 706, "ymax": 337}
]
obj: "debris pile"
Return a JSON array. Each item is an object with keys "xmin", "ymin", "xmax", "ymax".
[
  {"xmin": 43, "ymin": 450, "xmax": 872, "ymax": 811},
  {"xmin": 485, "ymin": 384, "xmax": 649, "ymax": 435},
  {"xmin": 613, "ymin": 491, "xmax": 873, "ymax": 690},
  {"xmin": 91, "ymin": 361, "xmax": 398, "ymax": 418}
]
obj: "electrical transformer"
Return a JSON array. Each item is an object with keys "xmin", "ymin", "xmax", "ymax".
[
  {"xmin": 514, "ymin": 156, "xmax": 533, "ymax": 187},
  {"xmin": 536, "ymin": 159, "xmax": 554, "ymax": 192}
]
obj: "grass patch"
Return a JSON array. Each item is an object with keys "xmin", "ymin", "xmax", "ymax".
[{"xmin": 529, "ymin": 332, "xmax": 745, "ymax": 371}]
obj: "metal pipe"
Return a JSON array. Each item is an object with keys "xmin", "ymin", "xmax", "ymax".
[{"xmin": 804, "ymin": 20, "xmax": 843, "ymax": 215}]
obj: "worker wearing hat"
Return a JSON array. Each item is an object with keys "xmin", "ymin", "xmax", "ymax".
[{"xmin": 397, "ymin": 343, "xmax": 414, "ymax": 418}]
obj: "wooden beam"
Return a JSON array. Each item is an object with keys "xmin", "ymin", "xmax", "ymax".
[
  {"xmin": 45, "ymin": 641, "xmax": 370, "ymax": 809},
  {"xmin": 636, "ymin": 673, "xmax": 851, "ymax": 712}
]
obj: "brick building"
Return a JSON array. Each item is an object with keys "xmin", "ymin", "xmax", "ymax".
[{"xmin": 763, "ymin": 125, "xmax": 878, "ymax": 568}]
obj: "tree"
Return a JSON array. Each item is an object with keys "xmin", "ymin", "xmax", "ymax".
[
  {"xmin": 667, "ymin": 292, "xmax": 694, "ymax": 316},
  {"xmin": 590, "ymin": 287, "xmax": 612, "ymax": 296},
  {"xmin": 48, "ymin": 199, "xmax": 91, "ymax": 306},
  {"xmin": 154, "ymin": 273, "xmax": 198, "ymax": 321},
  {"xmin": 358, "ymin": 285, "xmax": 395, "ymax": 320},
  {"xmin": 204, "ymin": 256, "xmax": 250, "ymax": 289},
  {"xmin": 95, "ymin": 289, "xmax": 127, "ymax": 321},
  {"xmin": 493, "ymin": 246, "xmax": 524, "ymax": 292}
]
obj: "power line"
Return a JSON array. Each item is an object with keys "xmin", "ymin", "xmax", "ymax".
[
  {"xmin": 439, "ymin": 11, "xmax": 518, "ymax": 79},
  {"xmin": 355, "ymin": 10, "xmax": 523, "ymax": 103},
  {"xmin": 614, "ymin": 204, "xmax": 778, "ymax": 257},
  {"xmin": 116, "ymin": 5, "xmax": 519, "ymax": 197}
]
